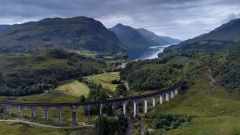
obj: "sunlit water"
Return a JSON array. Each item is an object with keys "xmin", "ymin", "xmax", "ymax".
[{"xmin": 126, "ymin": 44, "xmax": 172, "ymax": 60}]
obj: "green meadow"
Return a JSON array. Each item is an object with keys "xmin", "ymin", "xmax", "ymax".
[
  {"xmin": 55, "ymin": 80, "xmax": 90, "ymax": 97},
  {"xmin": 86, "ymin": 73, "xmax": 120, "ymax": 91}
]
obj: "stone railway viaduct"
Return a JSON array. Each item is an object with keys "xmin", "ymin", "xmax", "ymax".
[{"xmin": 0, "ymin": 75, "xmax": 184, "ymax": 126}]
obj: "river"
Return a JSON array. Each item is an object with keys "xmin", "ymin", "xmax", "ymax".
[{"xmin": 126, "ymin": 44, "xmax": 172, "ymax": 60}]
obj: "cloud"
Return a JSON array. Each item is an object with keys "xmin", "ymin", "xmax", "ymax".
[
  {"xmin": 0, "ymin": 0, "xmax": 240, "ymax": 40},
  {"xmin": 222, "ymin": 13, "xmax": 240, "ymax": 23}
]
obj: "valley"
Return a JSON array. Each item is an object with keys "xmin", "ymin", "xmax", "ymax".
[{"xmin": 1, "ymin": 8, "xmax": 240, "ymax": 135}]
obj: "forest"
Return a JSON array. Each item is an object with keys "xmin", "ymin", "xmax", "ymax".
[
  {"xmin": 0, "ymin": 49, "xmax": 106, "ymax": 96},
  {"xmin": 120, "ymin": 59, "xmax": 182, "ymax": 91},
  {"xmin": 95, "ymin": 113, "xmax": 128, "ymax": 135}
]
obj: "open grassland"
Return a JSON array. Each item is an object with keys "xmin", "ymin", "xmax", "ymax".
[
  {"xmin": 55, "ymin": 80, "xmax": 90, "ymax": 97},
  {"xmin": 0, "ymin": 122, "xmax": 64, "ymax": 135},
  {"xmin": 0, "ymin": 91, "xmax": 79, "ymax": 103},
  {"xmin": 0, "ymin": 122, "xmax": 95, "ymax": 135},
  {"xmin": 86, "ymin": 73, "xmax": 120, "ymax": 91},
  {"xmin": 74, "ymin": 50, "xmax": 97, "ymax": 57},
  {"xmin": 146, "ymin": 73, "xmax": 240, "ymax": 135}
]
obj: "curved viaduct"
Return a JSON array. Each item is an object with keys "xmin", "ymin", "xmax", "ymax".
[{"xmin": 0, "ymin": 76, "xmax": 184, "ymax": 126}]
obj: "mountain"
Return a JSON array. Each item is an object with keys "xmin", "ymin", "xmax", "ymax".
[
  {"xmin": 162, "ymin": 18, "xmax": 240, "ymax": 55},
  {"xmin": 137, "ymin": 28, "xmax": 170, "ymax": 45},
  {"xmin": 109, "ymin": 23, "xmax": 162, "ymax": 48},
  {"xmin": 160, "ymin": 36, "xmax": 182, "ymax": 44},
  {"xmin": 183, "ymin": 18, "xmax": 240, "ymax": 44},
  {"xmin": 0, "ymin": 25, "xmax": 12, "ymax": 31},
  {"xmin": 0, "ymin": 17, "xmax": 123, "ymax": 54}
]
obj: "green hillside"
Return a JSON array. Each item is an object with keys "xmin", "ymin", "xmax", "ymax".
[
  {"xmin": 182, "ymin": 19, "xmax": 240, "ymax": 44},
  {"xmin": 194, "ymin": 45, "xmax": 240, "ymax": 90},
  {"xmin": 0, "ymin": 49, "xmax": 107, "ymax": 96},
  {"xmin": 162, "ymin": 40, "xmax": 236, "ymax": 56},
  {"xmin": 145, "ymin": 67, "xmax": 240, "ymax": 134},
  {"xmin": 0, "ymin": 17, "xmax": 123, "ymax": 54},
  {"xmin": 131, "ymin": 20, "xmax": 240, "ymax": 133},
  {"xmin": 162, "ymin": 19, "xmax": 240, "ymax": 58},
  {"xmin": 161, "ymin": 41, "xmax": 240, "ymax": 91},
  {"xmin": 132, "ymin": 53, "xmax": 240, "ymax": 134},
  {"xmin": 55, "ymin": 80, "xmax": 90, "ymax": 96}
]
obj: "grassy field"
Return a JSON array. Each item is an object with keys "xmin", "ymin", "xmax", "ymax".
[
  {"xmin": 86, "ymin": 73, "xmax": 120, "ymax": 91},
  {"xmin": 74, "ymin": 50, "xmax": 97, "ymax": 57},
  {"xmin": 0, "ymin": 122, "xmax": 95, "ymax": 135},
  {"xmin": 0, "ymin": 122, "xmax": 64, "ymax": 135},
  {"xmin": 0, "ymin": 91, "xmax": 79, "ymax": 103},
  {"xmin": 145, "ymin": 70, "xmax": 240, "ymax": 135},
  {"xmin": 55, "ymin": 80, "xmax": 90, "ymax": 97}
]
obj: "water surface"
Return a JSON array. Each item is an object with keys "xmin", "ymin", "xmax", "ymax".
[{"xmin": 126, "ymin": 44, "xmax": 171, "ymax": 60}]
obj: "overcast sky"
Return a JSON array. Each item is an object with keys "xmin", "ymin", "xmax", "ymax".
[{"xmin": 1, "ymin": 0, "xmax": 240, "ymax": 40}]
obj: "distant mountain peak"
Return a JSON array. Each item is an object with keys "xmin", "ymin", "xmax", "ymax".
[
  {"xmin": 109, "ymin": 24, "xmax": 181, "ymax": 48},
  {"xmin": 115, "ymin": 23, "xmax": 124, "ymax": 27},
  {"xmin": 112, "ymin": 23, "xmax": 134, "ymax": 30},
  {"xmin": 109, "ymin": 24, "xmax": 161, "ymax": 48}
]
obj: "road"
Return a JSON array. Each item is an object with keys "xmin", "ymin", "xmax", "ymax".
[
  {"xmin": 0, "ymin": 119, "xmax": 93, "ymax": 129},
  {"xmin": 125, "ymin": 116, "xmax": 135, "ymax": 135}
]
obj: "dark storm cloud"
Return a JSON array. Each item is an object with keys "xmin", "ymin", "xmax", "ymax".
[{"xmin": 0, "ymin": 0, "xmax": 240, "ymax": 39}]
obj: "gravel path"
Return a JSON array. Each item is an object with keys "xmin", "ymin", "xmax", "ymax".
[{"xmin": 196, "ymin": 61, "xmax": 215, "ymax": 88}]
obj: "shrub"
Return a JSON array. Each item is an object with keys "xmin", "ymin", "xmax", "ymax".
[{"xmin": 153, "ymin": 113, "xmax": 191, "ymax": 131}]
